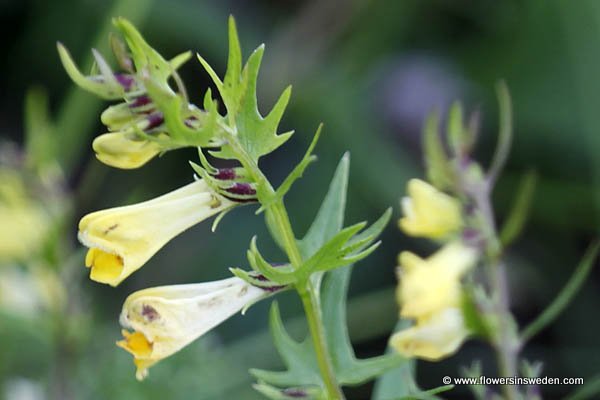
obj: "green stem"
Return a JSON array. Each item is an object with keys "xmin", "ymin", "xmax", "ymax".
[
  {"xmin": 223, "ymin": 126, "xmax": 343, "ymax": 397},
  {"xmin": 299, "ymin": 282, "xmax": 345, "ymax": 400},
  {"xmin": 471, "ymin": 188, "xmax": 520, "ymax": 400},
  {"xmin": 270, "ymin": 201, "xmax": 304, "ymax": 267},
  {"xmin": 521, "ymin": 240, "xmax": 600, "ymax": 342}
]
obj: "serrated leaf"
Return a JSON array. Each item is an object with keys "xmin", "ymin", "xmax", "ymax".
[
  {"xmin": 201, "ymin": 17, "xmax": 293, "ymax": 162},
  {"xmin": 253, "ymin": 155, "xmax": 403, "ymax": 394},
  {"xmin": 322, "ymin": 267, "xmax": 405, "ymax": 385}
]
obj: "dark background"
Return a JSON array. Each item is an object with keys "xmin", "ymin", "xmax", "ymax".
[{"xmin": 0, "ymin": 0, "xmax": 598, "ymax": 399}]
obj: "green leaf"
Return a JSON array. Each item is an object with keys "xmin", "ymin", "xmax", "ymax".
[
  {"xmin": 564, "ymin": 375, "xmax": 600, "ymax": 400},
  {"xmin": 423, "ymin": 111, "xmax": 453, "ymax": 190},
  {"xmin": 250, "ymin": 303, "xmax": 322, "ymax": 387},
  {"xmin": 392, "ymin": 385, "xmax": 454, "ymax": 400},
  {"xmin": 253, "ymin": 381, "xmax": 326, "ymax": 400},
  {"xmin": 247, "ymin": 237, "xmax": 298, "ymax": 285},
  {"xmin": 373, "ymin": 320, "xmax": 450, "ymax": 400},
  {"xmin": 113, "ymin": 17, "xmax": 173, "ymax": 84},
  {"xmin": 499, "ymin": 170, "xmax": 537, "ymax": 247},
  {"xmin": 487, "ymin": 80, "xmax": 513, "ymax": 185},
  {"xmin": 252, "ymin": 155, "xmax": 403, "ymax": 394},
  {"xmin": 322, "ymin": 267, "xmax": 405, "ymax": 385},
  {"xmin": 24, "ymin": 87, "xmax": 55, "ymax": 170},
  {"xmin": 201, "ymin": 17, "xmax": 293, "ymax": 161},
  {"xmin": 298, "ymin": 153, "xmax": 349, "ymax": 259},
  {"xmin": 257, "ymin": 125, "xmax": 322, "ymax": 215},
  {"xmin": 57, "ymin": 42, "xmax": 124, "ymax": 100},
  {"xmin": 521, "ymin": 239, "xmax": 600, "ymax": 342},
  {"xmin": 144, "ymin": 77, "xmax": 220, "ymax": 147},
  {"xmin": 447, "ymin": 101, "xmax": 465, "ymax": 156}
]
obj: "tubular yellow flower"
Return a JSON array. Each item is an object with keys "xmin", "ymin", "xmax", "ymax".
[
  {"xmin": 117, "ymin": 277, "xmax": 267, "ymax": 380},
  {"xmin": 78, "ymin": 180, "xmax": 235, "ymax": 286},
  {"xmin": 390, "ymin": 308, "xmax": 469, "ymax": 360},
  {"xmin": 397, "ymin": 241, "xmax": 477, "ymax": 319},
  {"xmin": 399, "ymin": 179, "xmax": 462, "ymax": 239},
  {"xmin": 92, "ymin": 132, "xmax": 164, "ymax": 169}
]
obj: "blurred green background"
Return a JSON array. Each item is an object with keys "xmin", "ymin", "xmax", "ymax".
[{"xmin": 0, "ymin": 0, "xmax": 599, "ymax": 399}]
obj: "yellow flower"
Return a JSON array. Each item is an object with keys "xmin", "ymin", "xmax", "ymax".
[
  {"xmin": 117, "ymin": 277, "xmax": 267, "ymax": 380},
  {"xmin": 399, "ymin": 179, "xmax": 462, "ymax": 239},
  {"xmin": 78, "ymin": 180, "xmax": 235, "ymax": 286},
  {"xmin": 390, "ymin": 308, "xmax": 469, "ymax": 360},
  {"xmin": 92, "ymin": 132, "xmax": 164, "ymax": 169},
  {"xmin": 0, "ymin": 169, "xmax": 50, "ymax": 262},
  {"xmin": 397, "ymin": 241, "xmax": 477, "ymax": 319}
]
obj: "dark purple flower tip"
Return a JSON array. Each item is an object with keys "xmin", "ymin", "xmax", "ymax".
[
  {"xmin": 114, "ymin": 73, "xmax": 135, "ymax": 90},
  {"xmin": 213, "ymin": 168, "xmax": 236, "ymax": 180},
  {"xmin": 248, "ymin": 272, "xmax": 286, "ymax": 292},
  {"xmin": 462, "ymin": 227, "xmax": 480, "ymax": 242},
  {"xmin": 225, "ymin": 182, "xmax": 256, "ymax": 196},
  {"xmin": 145, "ymin": 112, "xmax": 164, "ymax": 130},
  {"xmin": 282, "ymin": 388, "xmax": 307, "ymax": 398},
  {"xmin": 129, "ymin": 95, "xmax": 152, "ymax": 108}
]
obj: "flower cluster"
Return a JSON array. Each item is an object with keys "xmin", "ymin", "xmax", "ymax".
[
  {"xmin": 60, "ymin": 16, "xmax": 389, "ymax": 392},
  {"xmin": 59, "ymin": 18, "xmax": 278, "ymax": 379},
  {"xmin": 391, "ymin": 179, "xmax": 477, "ymax": 360}
]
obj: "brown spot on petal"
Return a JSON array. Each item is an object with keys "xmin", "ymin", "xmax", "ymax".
[{"xmin": 141, "ymin": 305, "xmax": 160, "ymax": 322}]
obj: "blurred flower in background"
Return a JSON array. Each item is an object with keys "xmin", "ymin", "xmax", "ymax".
[{"xmin": 0, "ymin": 0, "xmax": 598, "ymax": 399}]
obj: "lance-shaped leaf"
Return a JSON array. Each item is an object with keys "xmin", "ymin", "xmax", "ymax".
[
  {"xmin": 198, "ymin": 16, "xmax": 293, "ymax": 162},
  {"xmin": 258, "ymin": 125, "xmax": 322, "ymax": 215},
  {"xmin": 251, "ymin": 155, "xmax": 404, "ymax": 395},
  {"xmin": 113, "ymin": 17, "xmax": 190, "ymax": 87},
  {"xmin": 247, "ymin": 237, "xmax": 298, "ymax": 285},
  {"xmin": 423, "ymin": 111, "xmax": 454, "ymax": 190},
  {"xmin": 297, "ymin": 209, "xmax": 391, "ymax": 280},
  {"xmin": 57, "ymin": 43, "xmax": 125, "ymax": 100}
]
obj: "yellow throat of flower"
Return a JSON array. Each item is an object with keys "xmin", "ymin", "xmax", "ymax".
[
  {"xmin": 85, "ymin": 248, "xmax": 124, "ymax": 284},
  {"xmin": 117, "ymin": 329, "xmax": 155, "ymax": 380},
  {"xmin": 117, "ymin": 329, "xmax": 153, "ymax": 357}
]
